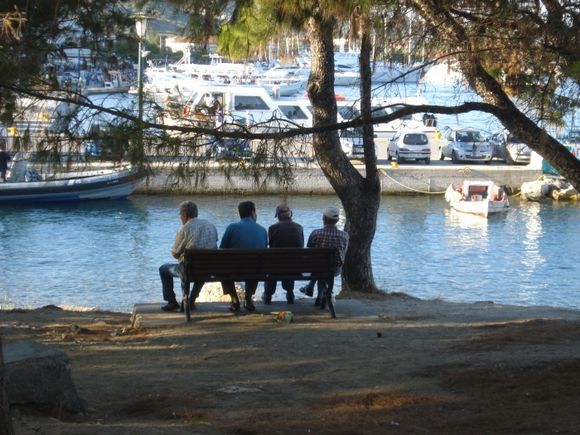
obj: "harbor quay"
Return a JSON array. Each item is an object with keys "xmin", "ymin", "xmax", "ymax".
[{"xmin": 137, "ymin": 160, "xmax": 543, "ymax": 195}]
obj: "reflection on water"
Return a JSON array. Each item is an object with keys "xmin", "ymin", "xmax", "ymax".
[
  {"xmin": 521, "ymin": 202, "xmax": 545, "ymax": 271},
  {"xmin": 1, "ymin": 195, "xmax": 579, "ymax": 312}
]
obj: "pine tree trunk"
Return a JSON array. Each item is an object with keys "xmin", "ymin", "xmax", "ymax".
[
  {"xmin": 342, "ymin": 18, "xmax": 381, "ymax": 293},
  {"xmin": 307, "ymin": 10, "xmax": 380, "ymax": 294}
]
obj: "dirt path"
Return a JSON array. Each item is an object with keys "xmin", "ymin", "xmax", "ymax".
[{"xmin": 2, "ymin": 294, "xmax": 580, "ymax": 434}]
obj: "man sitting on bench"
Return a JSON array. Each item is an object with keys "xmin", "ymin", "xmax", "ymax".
[
  {"xmin": 220, "ymin": 201, "xmax": 268, "ymax": 312},
  {"xmin": 304, "ymin": 206, "xmax": 349, "ymax": 309},
  {"xmin": 159, "ymin": 201, "xmax": 218, "ymax": 312}
]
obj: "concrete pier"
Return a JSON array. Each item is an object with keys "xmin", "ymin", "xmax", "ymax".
[{"xmin": 136, "ymin": 160, "xmax": 542, "ymax": 195}]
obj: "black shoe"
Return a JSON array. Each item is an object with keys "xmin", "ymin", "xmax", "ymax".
[
  {"xmin": 262, "ymin": 293, "xmax": 272, "ymax": 305},
  {"xmin": 314, "ymin": 298, "xmax": 321, "ymax": 307},
  {"xmin": 229, "ymin": 302, "xmax": 241, "ymax": 313},
  {"xmin": 299, "ymin": 286, "xmax": 314, "ymax": 297},
  {"xmin": 161, "ymin": 301, "xmax": 180, "ymax": 312},
  {"xmin": 244, "ymin": 299, "xmax": 256, "ymax": 312},
  {"xmin": 286, "ymin": 290, "xmax": 295, "ymax": 304}
]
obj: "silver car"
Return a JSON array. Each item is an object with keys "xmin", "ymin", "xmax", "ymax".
[
  {"xmin": 489, "ymin": 130, "xmax": 531, "ymax": 165},
  {"xmin": 439, "ymin": 127, "xmax": 493, "ymax": 164}
]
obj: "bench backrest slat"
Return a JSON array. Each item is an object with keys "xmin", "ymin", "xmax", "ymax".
[{"xmin": 183, "ymin": 248, "xmax": 336, "ymax": 283}]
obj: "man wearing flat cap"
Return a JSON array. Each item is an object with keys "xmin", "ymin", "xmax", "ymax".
[
  {"xmin": 305, "ymin": 205, "xmax": 349, "ymax": 309},
  {"xmin": 263, "ymin": 203, "xmax": 304, "ymax": 304}
]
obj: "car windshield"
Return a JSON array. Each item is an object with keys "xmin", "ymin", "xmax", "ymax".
[
  {"xmin": 457, "ymin": 130, "xmax": 484, "ymax": 142},
  {"xmin": 403, "ymin": 133, "xmax": 428, "ymax": 145}
]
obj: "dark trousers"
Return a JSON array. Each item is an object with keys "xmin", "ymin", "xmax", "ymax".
[
  {"xmin": 159, "ymin": 263, "xmax": 205, "ymax": 304},
  {"xmin": 264, "ymin": 279, "xmax": 294, "ymax": 296},
  {"xmin": 221, "ymin": 280, "xmax": 258, "ymax": 301}
]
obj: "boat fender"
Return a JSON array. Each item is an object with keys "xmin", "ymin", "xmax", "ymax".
[{"xmin": 183, "ymin": 105, "xmax": 191, "ymax": 116}]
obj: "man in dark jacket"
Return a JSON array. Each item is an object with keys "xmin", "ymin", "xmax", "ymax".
[{"xmin": 263, "ymin": 203, "xmax": 304, "ymax": 304}]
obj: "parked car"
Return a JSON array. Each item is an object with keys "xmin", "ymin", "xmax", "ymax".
[
  {"xmin": 213, "ymin": 137, "xmax": 251, "ymax": 159},
  {"xmin": 387, "ymin": 129, "xmax": 431, "ymax": 164},
  {"xmin": 339, "ymin": 127, "xmax": 363, "ymax": 158},
  {"xmin": 489, "ymin": 130, "xmax": 532, "ymax": 165},
  {"xmin": 438, "ymin": 127, "xmax": 493, "ymax": 164},
  {"xmin": 564, "ymin": 129, "xmax": 580, "ymax": 145}
]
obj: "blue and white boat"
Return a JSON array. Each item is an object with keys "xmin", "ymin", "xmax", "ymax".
[{"xmin": 0, "ymin": 156, "xmax": 146, "ymax": 203}]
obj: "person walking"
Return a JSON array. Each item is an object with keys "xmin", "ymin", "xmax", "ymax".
[
  {"xmin": 0, "ymin": 141, "xmax": 10, "ymax": 182},
  {"xmin": 305, "ymin": 206, "xmax": 349, "ymax": 309},
  {"xmin": 263, "ymin": 203, "xmax": 304, "ymax": 304},
  {"xmin": 159, "ymin": 201, "xmax": 218, "ymax": 312},
  {"xmin": 220, "ymin": 201, "xmax": 268, "ymax": 312}
]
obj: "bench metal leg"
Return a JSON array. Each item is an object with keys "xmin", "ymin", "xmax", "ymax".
[
  {"xmin": 182, "ymin": 281, "xmax": 191, "ymax": 322},
  {"xmin": 325, "ymin": 287, "xmax": 336, "ymax": 318},
  {"xmin": 318, "ymin": 278, "xmax": 336, "ymax": 318}
]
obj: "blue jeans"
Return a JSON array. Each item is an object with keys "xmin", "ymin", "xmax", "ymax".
[{"xmin": 159, "ymin": 263, "xmax": 204, "ymax": 304}]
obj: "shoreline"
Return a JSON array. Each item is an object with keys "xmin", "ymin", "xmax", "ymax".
[{"xmin": 3, "ymin": 290, "xmax": 580, "ymax": 317}]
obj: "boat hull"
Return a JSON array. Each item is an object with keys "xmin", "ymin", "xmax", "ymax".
[
  {"xmin": 0, "ymin": 167, "xmax": 146, "ymax": 203},
  {"xmin": 445, "ymin": 182, "xmax": 509, "ymax": 218}
]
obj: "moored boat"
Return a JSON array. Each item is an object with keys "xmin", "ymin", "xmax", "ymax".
[
  {"xmin": 444, "ymin": 180, "xmax": 509, "ymax": 217},
  {"xmin": 0, "ymin": 157, "xmax": 146, "ymax": 203}
]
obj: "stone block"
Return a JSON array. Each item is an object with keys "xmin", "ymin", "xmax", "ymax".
[{"xmin": 3, "ymin": 340, "xmax": 86, "ymax": 414}]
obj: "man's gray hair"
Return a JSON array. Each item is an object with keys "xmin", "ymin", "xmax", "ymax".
[{"xmin": 179, "ymin": 201, "xmax": 198, "ymax": 218}]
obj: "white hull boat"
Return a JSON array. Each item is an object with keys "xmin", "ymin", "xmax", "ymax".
[
  {"xmin": 445, "ymin": 180, "xmax": 509, "ymax": 217},
  {"xmin": 0, "ymin": 165, "xmax": 146, "ymax": 203}
]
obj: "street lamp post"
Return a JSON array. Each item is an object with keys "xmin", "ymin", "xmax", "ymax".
[{"xmin": 133, "ymin": 13, "xmax": 148, "ymax": 127}]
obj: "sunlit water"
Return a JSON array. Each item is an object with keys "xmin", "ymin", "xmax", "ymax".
[{"xmin": 1, "ymin": 195, "xmax": 578, "ymax": 313}]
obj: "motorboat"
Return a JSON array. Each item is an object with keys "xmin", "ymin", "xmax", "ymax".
[
  {"xmin": 0, "ymin": 156, "xmax": 146, "ymax": 203},
  {"xmin": 445, "ymin": 180, "xmax": 509, "ymax": 217}
]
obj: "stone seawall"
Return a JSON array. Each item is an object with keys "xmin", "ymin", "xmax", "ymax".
[{"xmin": 136, "ymin": 163, "xmax": 543, "ymax": 195}]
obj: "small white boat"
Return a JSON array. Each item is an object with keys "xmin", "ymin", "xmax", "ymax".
[
  {"xmin": 445, "ymin": 180, "xmax": 509, "ymax": 217},
  {"xmin": 0, "ymin": 158, "xmax": 146, "ymax": 203}
]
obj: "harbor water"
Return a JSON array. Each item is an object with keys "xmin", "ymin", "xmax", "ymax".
[{"xmin": 1, "ymin": 194, "xmax": 578, "ymax": 313}]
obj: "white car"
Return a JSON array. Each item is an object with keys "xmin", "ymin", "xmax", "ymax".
[
  {"xmin": 387, "ymin": 130, "xmax": 431, "ymax": 164},
  {"xmin": 439, "ymin": 127, "xmax": 493, "ymax": 164}
]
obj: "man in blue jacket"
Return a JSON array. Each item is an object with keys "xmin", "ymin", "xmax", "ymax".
[{"xmin": 220, "ymin": 201, "xmax": 268, "ymax": 312}]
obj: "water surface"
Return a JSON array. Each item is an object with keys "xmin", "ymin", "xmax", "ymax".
[{"xmin": 1, "ymin": 195, "xmax": 578, "ymax": 312}]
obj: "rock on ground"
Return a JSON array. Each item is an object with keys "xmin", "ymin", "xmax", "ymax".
[{"xmin": 3, "ymin": 340, "xmax": 86, "ymax": 414}]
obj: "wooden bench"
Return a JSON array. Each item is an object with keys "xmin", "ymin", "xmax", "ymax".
[{"xmin": 182, "ymin": 248, "xmax": 337, "ymax": 321}]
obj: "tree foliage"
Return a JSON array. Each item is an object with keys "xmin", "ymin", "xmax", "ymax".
[
  {"xmin": 0, "ymin": 1, "xmax": 133, "ymax": 124},
  {"xmin": 408, "ymin": 0, "xmax": 580, "ymax": 187}
]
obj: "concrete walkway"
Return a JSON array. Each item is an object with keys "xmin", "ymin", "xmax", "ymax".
[
  {"xmin": 131, "ymin": 296, "xmax": 580, "ymax": 329},
  {"xmin": 130, "ymin": 298, "xmax": 376, "ymax": 328}
]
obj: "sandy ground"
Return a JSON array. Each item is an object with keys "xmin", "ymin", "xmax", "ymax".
[{"xmin": 2, "ymin": 292, "xmax": 580, "ymax": 435}]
